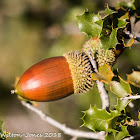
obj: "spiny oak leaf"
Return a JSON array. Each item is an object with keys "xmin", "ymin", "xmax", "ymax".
[
  {"xmin": 105, "ymin": 125, "xmax": 129, "ymax": 140},
  {"xmin": 119, "ymin": 76, "xmax": 132, "ymax": 94},
  {"xmin": 81, "ymin": 106, "xmax": 128, "ymax": 133},
  {"xmin": 81, "ymin": 106, "xmax": 112, "ymax": 131},
  {"xmin": 100, "ymin": 29, "xmax": 118, "ymax": 50},
  {"xmin": 118, "ymin": 12, "xmax": 129, "ymax": 28},
  {"xmin": 77, "ymin": 11, "xmax": 103, "ymax": 37},
  {"xmin": 115, "ymin": 98, "xmax": 131, "ymax": 113},
  {"xmin": 101, "ymin": 5, "xmax": 117, "ymax": 19}
]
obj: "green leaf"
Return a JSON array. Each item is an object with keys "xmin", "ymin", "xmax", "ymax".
[
  {"xmin": 100, "ymin": 4, "xmax": 117, "ymax": 19},
  {"xmin": 127, "ymin": 71, "xmax": 140, "ymax": 88},
  {"xmin": 105, "ymin": 132, "xmax": 115, "ymax": 140},
  {"xmin": 77, "ymin": 11, "xmax": 103, "ymax": 37},
  {"xmin": 100, "ymin": 29, "xmax": 118, "ymax": 50},
  {"xmin": 82, "ymin": 106, "xmax": 111, "ymax": 131},
  {"xmin": 115, "ymin": 98, "xmax": 131, "ymax": 113},
  {"xmin": 100, "ymin": 35, "xmax": 110, "ymax": 50},
  {"xmin": 118, "ymin": 19, "xmax": 128, "ymax": 28},
  {"xmin": 110, "ymin": 81, "xmax": 129, "ymax": 98},
  {"xmin": 107, "ymin": 114, "xmax": 120, "ymax": 131},
  {"xmin": 110, "ymin": 29, "xmax": 118, "ymax": 48},
  {"xmin": 105, "ymin": 6, "xmax": 116, "ymax": 18},
  {"xmin": 119, "ymin": 76, "xmax": 132, "ymax": 94},
  {"xmin": 105, "ymin": 125, "xmax": 129, "ymax": 140},
  {"xmin": 115, "ymin": 125, "xmax": 129, "ymax": 140}
]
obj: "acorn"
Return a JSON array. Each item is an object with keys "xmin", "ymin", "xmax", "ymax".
[{"xmin": 14, "ymin": 51, "xmax": 93, "ymax": 102}]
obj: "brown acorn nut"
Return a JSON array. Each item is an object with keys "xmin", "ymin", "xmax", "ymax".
[{"xmin": 15, "ymin": 51, "xmax": 93, "ymax": 102}]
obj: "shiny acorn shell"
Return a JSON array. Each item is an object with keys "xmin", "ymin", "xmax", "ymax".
[{"xmin": 15, "ymin": 56, "xmax": 74, "ymax": 101}]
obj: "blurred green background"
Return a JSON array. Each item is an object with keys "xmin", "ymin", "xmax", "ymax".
[{"xmin": 0, "ymin": 0, "xmax": 139, "ymax": 140}]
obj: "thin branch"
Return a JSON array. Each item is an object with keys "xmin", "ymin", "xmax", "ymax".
[
  {"xmin": 88, "ymin": 51, "xmax": 110, "ymax": 110},
  {"xmin": 121, "ymin": 95, "xmax": 140, "ymax": 100},
  {"xmin": 21, "ymin": 101, "xmax": 105, "ymax": 140},
  {"xmin": 88, "ymin": 51, "xmax": 98, "ymax": 73}
]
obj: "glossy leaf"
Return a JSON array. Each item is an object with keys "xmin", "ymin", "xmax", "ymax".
[
  {"xmin": 127, "ymin": 71, "xmax": 140, "ymax": 88},
  {"xmin": 100, "ymin": 35, "xmax": 110, "ymax": 50},
  {"xmin": 100, "ymin": 29, "xmax": 118, "ymax": 50},
  {"xmin": 82, "ymin": 106, "xmax": 111, "ymax": 131},
  {"xmin": 92, "ymin": 64, "xmax": 114, "ymax": 84},
  {"xmin": 115, "ymin": 98, "xmax": 131, "ymax": 113},
  {"xmin": 77, "ymin": 11, "xmax": 103, "ymax": 37},
  {"xmin": 110, "ymin": 29, "xmax": 118, "ymax": 48},
  {"xmin": 105, "ymin": 125, "xmax": 129, "ymax": 140},
  {"xmin": 119, "ymin": 76, "xmax": 132, "ymax": 94},
  {"xmin": 118, "ymin": 19, "xmax": 128, "ymax": 28},
  {"xmin": 115, "ymin": 125, "xmax": 129, "ymax": 140},
  {"xmin": 82, "ymin": 105, "xmax": 129, "ymax": 136},
  {"xmin": 104, "ymin": 5, "xmax": 116, "ymax": 18}
]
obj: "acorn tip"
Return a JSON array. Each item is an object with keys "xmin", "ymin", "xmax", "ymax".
[{"xmin": 11, "ymin": 89, "xmax": 18, "ymax": 94}]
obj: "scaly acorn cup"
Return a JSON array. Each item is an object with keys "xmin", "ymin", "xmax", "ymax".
[
  {"xmin": 83, "ymin": 37, "xmax": 116, "ymax": 67},
  {"xmin": 14, "ymin": 51, "xmax": 93, "ymax": 102}
]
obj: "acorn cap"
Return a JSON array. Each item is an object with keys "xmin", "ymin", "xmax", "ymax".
[
  {"xmin": 83, "ymin": 37, "xmax": 116, "ymax": 67},
  {"xmin": 64, "ymin": 51, "xmax": 93, "ymax": 94}
]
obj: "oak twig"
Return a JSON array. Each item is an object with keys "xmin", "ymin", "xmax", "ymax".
[
  {"xmin": 21, "ymin": 101, "xmax": 105, "ymax": 140},
  {"xmin": 121, "ymin": 95, "xmax": 140, "ymax": 100}
]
